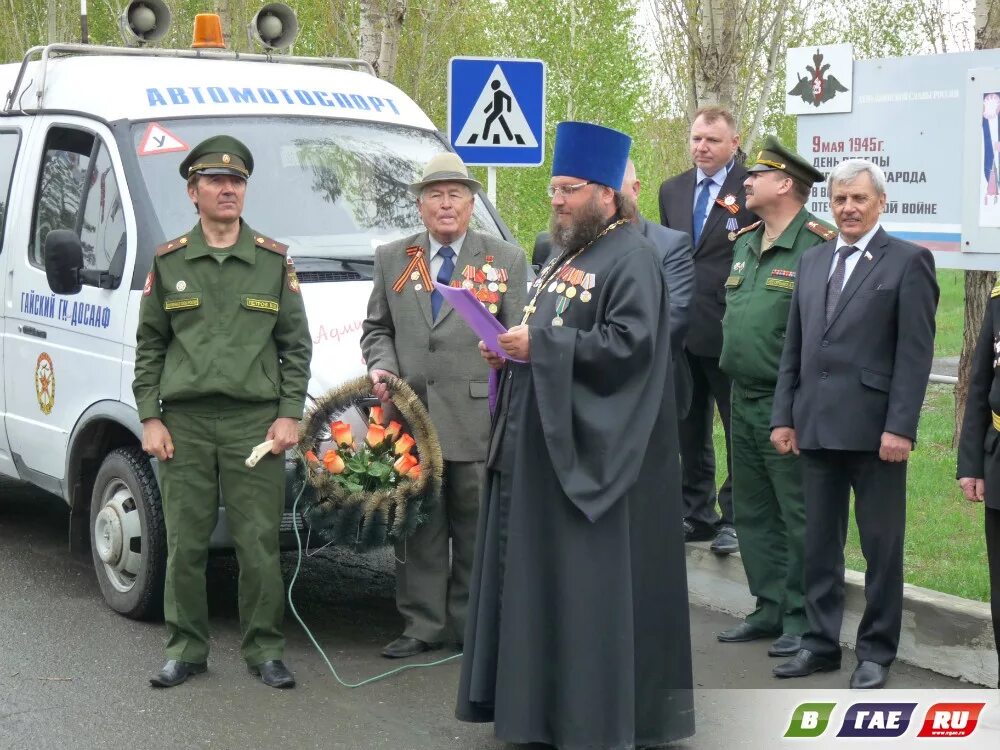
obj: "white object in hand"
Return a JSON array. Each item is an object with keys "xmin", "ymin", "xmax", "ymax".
[{"xmin": 245, "ymin": 440, "xmax": 275, "ymax": 468}]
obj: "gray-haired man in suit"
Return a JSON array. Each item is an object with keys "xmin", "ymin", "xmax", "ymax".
[
  {"xmin": 770, "ymin": 159, "xmax": 938, "ymax": 689},
  {"xmin": 361, "ymin": 152, "xmax": 528, "ymax": 658}
]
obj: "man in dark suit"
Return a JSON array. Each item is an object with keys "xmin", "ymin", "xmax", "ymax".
[
  {"xmin": 658, "ymin": 106, "xmax": 756, "ymax": 554},
  {"xmin": 770, "ymin": 159, "xmax": 939, "ymax": 689},
  {"xmin": 620, "ymin": 159, "xmax": 695, "ymax": 417}
]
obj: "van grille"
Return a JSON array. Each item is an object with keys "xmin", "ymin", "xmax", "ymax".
[{"xmin": 297, "ymin": 271, "xmax": 363, "ymax": 283}]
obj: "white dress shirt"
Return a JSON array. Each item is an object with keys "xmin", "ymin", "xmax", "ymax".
[
  {"xmin": 428, "ymin": 233, "xmax": 466, "ymax": 280},
  {"xmin": 828, "ymin": 224, "xmax": 881, "ymax": 289}
]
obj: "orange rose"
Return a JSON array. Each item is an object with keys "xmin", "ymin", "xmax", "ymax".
[
  {"xmin": 385, "ymin": 420, "xmax": 402, "ymax": 440},
  {"xmin": 330, "ymin": 421, "xmax": 353, "ymax": 448},
  {"xmin": 394, "ymin": 433, "xmax": 416, "ymax": 455},
  {"xmin": 369, "ymin": 405, "xmax": 384, "ymax": 425},
  {"xmin": 393, "ymin": 453, "xmax": 418, "ymax": 476},
  {"xmin": 322, "ymin": 450, "xmax": 345, "ymax": 474},
  {"xmin": 408, "ymin": 464, "xmax": 422, "ymax": 481},
  {"xmin": 366, "ymin": 423, "xmax": 387, "ymax": 448},
  {"xmin": 304, "ymin": 450, "xmax": 320, "ymax": 466}
]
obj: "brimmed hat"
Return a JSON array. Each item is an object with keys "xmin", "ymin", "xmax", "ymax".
[
  {"xmin": 408, "ymin": 152, "xmax": 482, "ymax": 196},
  {"xmin": 551, "ymin": 121, "xmax": 632, "ymax": 189},
  {"xmin": 179, "ymin": 135, "xmax": 253, "ymax": 180},
  {"xmin": 747, "ymin": 135, "xmax": 824, "ymax": 186}
]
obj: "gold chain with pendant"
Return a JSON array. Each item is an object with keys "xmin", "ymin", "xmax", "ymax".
[{"xmin": 520, "ymin": 218, "xmax": 629, "ymax": 325}]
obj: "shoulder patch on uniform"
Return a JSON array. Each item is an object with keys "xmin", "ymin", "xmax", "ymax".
[
  {"xmin": 733, "ymin": 220, "xmax": 762, "ymax": 240},
  {"xmin": 991, "ymin": 282, "xmax": 1000, "ymax": 298},
  {"xmin": 254, "ymin": 234, "xmax": 288, "ymax": 255},
  {"xmin": 155, "ymin": 235, "xmax": 189, "ymax": 256},
  {"xmin": 806, "ymin": 220, "xmax": 837, "ymax": 241}
]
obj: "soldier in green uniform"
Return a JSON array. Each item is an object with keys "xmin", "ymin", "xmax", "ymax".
[
  {"xmin": 716, "ymin": 136, "xmax": 835, "ymax": 658},
  {"xmin": 133, "ymin": 136, "xmax": 312, "ymax": 689}
]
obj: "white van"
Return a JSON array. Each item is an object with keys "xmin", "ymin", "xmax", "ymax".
[{"xmin": 0, "ymin": 42, "xmax": 511, "ymax": 619}]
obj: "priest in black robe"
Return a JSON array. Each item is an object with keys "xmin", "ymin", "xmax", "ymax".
[{"xmin": 456, "ymin": 121, "xmax": 695, "ymax": 749}]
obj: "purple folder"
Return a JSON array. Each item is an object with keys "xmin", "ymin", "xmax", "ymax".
[{"xmin": 432, "ymin": 282, "xmax": 525, "ymax": 363}]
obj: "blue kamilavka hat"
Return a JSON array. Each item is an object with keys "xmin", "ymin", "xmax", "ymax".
[{"xmin": 551, "ymin": 121, "xmax": 632, "ymax": 189}]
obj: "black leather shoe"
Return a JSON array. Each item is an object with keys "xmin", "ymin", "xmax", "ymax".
[
  {"xmin": 717, "ymin": 622, "xmax": 780, "ymax": 643},
  {"xmin": 683, "ymin": 519, "xmax": 716, "ymax": 542},
  {"xmin": 773, "ymin": 649, "xmax": 841, "ymax": 678},
  {"xmin": 149, "ymin": 659, "xmax": 206, "ymax": 688},
  {"xmin": 850, "ymin": 660, "xmax": 890, "ymax": 689},
  {"xmin": 710, "ymin": 525, "xmax": 739, "ymax": 555},
  {"xmin": 381, "ymin": 635, "xmax": 442, "ymax": 659},
  {"xmin": 768, "ymin": 634, "xmax": 803, "ymax": 657},
  {"xmin": 249, "ymin": 659, "xmax": 296, "ymax": 689}
]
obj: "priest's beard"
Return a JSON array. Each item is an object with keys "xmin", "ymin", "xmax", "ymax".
[{"xmin": 549, "ymin": 192, "xmax": 608, "ymax": 257}]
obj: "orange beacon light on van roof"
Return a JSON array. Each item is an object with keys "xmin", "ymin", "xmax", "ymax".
[{"xmin": 192, "ymin": 13, "xmax": 226, "ymax": 48}]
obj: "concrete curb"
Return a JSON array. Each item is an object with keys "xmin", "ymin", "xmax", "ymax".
[{"xmin": 685, "ymin": 541, "xmax": 998, "ymax": 687}]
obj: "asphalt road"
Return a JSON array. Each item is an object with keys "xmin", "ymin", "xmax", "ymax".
[{"xmin": 0, "ymin": 478, "xmax": 983, "ymax": 750}]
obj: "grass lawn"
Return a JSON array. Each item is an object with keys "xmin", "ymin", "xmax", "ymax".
[
  {"xmin": 709, "ymin": 270, "xmax": 991, "ymax": 601},
  {"xmin": 935, "ymin": 269, "xmax": 965, "ymax": 358}
]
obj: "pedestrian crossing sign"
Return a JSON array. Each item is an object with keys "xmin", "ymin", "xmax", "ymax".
[{"xmin": 448, "ymin": 57, "xmax": 545, "ymax": 167}]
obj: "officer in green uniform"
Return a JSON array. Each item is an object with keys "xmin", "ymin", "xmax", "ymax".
[
  {"xmin": 956, "ymin": 280, "xmax": 1000, "ymax": 688},
  {"xmin": 133, "ymin": 136, "xmax": 312, "ymax": 689},
  {"xmin": 716, "ymin": 136, "xmax": 835, "ymax": 657}
]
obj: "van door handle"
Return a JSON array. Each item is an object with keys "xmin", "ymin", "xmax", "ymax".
[{"xmin": 18, "ymin": 325, "xmax": 47, "ymax": 339}]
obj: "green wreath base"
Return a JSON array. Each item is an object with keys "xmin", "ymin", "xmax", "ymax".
[{"xmin": 296, "ymin": 374, "xmax": 444, "ymax": 551}]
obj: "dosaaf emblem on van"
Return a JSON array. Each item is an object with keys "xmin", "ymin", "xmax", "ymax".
[{"xmin": 34, "ymin": 352, "xmax": 56, "ymax": 415}]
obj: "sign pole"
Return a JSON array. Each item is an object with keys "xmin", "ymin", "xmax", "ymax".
[{"xmin": 487, "ymin": 166, "xmax": 497, "ymax": 206}]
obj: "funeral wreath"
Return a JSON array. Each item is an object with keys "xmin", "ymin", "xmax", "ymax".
[{"xmin": 297, "ymin": 374, "xmax": 443, "ymax": 551}]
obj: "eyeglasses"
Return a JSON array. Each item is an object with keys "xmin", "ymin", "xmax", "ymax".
[{"xmin": 546, "ymin": 181, "xmax": 591, "ymax": 198}]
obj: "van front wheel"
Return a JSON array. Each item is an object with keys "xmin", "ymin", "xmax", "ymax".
[{"xmin": 90, "ymin": 447, "xmax": 166, "ymax": 620}]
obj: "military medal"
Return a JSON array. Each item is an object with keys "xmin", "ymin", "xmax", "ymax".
[
  {"xmin": 716, "ymin": 194, "xmax": 740, "ymax": 214},
  {"xmin": 548, "ymin": 281, "xmax": 558, "ymax": 293},
  {"xmin": 176, "ymin": 280, "xmax": 187, "ymax": 292},
  {"xmin": 552, "ymin": 295, "xmax": 570, "ymax": 326},
  {"xmin": 519, "ymin": 218, "xmax": 627, "ymax": 325},
  {"xmin": 488, "ymin": 303, "xmax": 498, "ymax": 314},
  {"xmin": 556, "ymin": 282, "xmax": 566, "ymax": 294},
  {"xmin": 726, "ymin": 217, "xmax": 740, "ymax": 240},
  {"xmin": 565, "ymin": 286, "xmax": 577, "ymax": 299},
  {"xmin": 580, "ymin": 273, "xmax": 596, "ymax": 303},
  {"xmin": 393, "ymin": 246, "xmax": 433, "ymax": 294}
]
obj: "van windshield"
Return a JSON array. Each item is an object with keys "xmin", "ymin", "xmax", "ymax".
[{"xmin": 130, "ymin": 117, "xmax": 504, "ymax": 258}]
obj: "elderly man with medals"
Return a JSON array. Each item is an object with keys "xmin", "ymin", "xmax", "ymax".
[{"xmin": 455, "ymin": 121, "xmax": 695, "ymax": 749}]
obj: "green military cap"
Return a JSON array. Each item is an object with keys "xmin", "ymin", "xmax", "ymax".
[
  {"xmin": 747, "ymin": 135, "xmax": 824, "ymax": 185},
  {"xmin": 179, "ymin": 135, "xmax": 254, "ymax": 180}
]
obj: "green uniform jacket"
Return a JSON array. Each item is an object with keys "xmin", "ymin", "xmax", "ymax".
[
  {"xmin": 133, "ymin": 220, "xmax": 312, "ymax": 421},
  {"xmin": 719, "ymin": 207, "xmax": 835, "ymax": 392}
]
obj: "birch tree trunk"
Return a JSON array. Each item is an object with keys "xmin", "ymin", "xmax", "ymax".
[
  {"xmin": 956, "ymin": 0, "xmax": 1000, "ymax": 446},
  {"xmin": 360, "ymin": 0, "xmax": 384, "ymax": 72},
  {"xmin": 377, "ymin": 0, "xmax": 406, "ymax": 82}
]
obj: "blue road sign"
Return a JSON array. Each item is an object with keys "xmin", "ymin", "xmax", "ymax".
[{"xmin": 448, "ymin": 57, "xmax": 545, "ymax": 167}]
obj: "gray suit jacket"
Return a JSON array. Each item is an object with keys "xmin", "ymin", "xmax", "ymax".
[
  {"xmin": 639, "ymin": 216, "xmax": 695, "ymax": 418},
  {"xmin": 771, "ymin": 227, "xmax": 939, "ymax": 451},
  {"xmin": 361, "ymin": 229, "xmax": 528, "ymax": 462}
]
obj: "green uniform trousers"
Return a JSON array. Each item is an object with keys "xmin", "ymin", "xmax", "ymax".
[
  {"xmin": 731, "ymin": 388, "xmax": 808, "ymax": 635},
  {"xmin": 394, "ymin": 460, "xmax": 483, "ymax": 644},
  {"xmin": 158, "ymin": 400, "xmax": 285, "ymax": 665}
]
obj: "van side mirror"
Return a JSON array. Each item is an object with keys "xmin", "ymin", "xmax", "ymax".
[
  {"xmin": 45, "ymin": 230, "xmax": 84, "ymax": 294},
  {"xmin": 44, "ymin": 230, "xmax": 123, "ymax": 294}
]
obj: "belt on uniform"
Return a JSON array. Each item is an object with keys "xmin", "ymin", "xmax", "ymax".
[{"xmin": 993, "ymin": 411, "xmax": 1000, "ymax": 431}]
